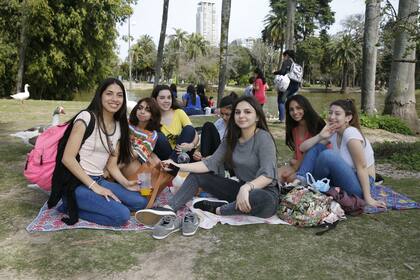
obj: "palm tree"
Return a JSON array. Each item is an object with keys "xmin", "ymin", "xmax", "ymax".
[
  {"xmin": 185, "ymin": 33, "xmax": 209, "ymax": 62},
  {"xmin": 167, "ymin": 28, "xmax": 188, "ymax": 81},
  {"xmin": 332, "ymin": 35, "xmax": 360, "ymax": 93},
  {"xmin": 132, "ymin": 35, "xmax": 156, "ymax": 81},
  {"xmin": 217, "ymin": 0, "xmax": 232, "ymax": 104},
  {"xmin": 154, "ymin": 0, "xmax": 169, "ymax": 87}
]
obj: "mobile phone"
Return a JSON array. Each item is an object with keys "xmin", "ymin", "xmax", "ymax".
[{"xmin": 168, "ymin": 163, "xmax": 180, "ymax": 173}]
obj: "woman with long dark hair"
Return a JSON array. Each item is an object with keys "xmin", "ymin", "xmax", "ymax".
[
  {"xmin": 279, "ymin": 95, "xmax": 326, "ymax": 182},
  {"xmin": 120, "ymin": 97, "xmax": 162, "ymax": 179},
  {"xmin": 49, "ymin": 78, "xmax": 147, "ymax": 226},
  {"xmin": 135, "ymin": 96, "xmax": 279, "ymax": 239},
  {"xmin": 151, "ymin": 84, "xmax": 199, "ymax": 162},
  {"xmin": 295, "ymin": 99, "xmax": 386, "ymax": 208},
  {"xmin": 252, "ymin": 68, "xmax": 267, "ymax": 107},
  {"xmin": 182, "ymin": 84, "xmax": 203, "ymax": 115}
]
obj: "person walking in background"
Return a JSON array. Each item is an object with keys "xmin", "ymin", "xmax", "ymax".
[
  {"xmin": 273, "ymin": 50, "xmax": 301, "ymax": 122},
  {"xmin": 252, "ymin": 68, "xmax": 267, "ymax": 108}
]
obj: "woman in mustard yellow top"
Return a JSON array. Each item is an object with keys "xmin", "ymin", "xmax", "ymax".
[{"xmin": 151, "ymin": 85, "xmax": 199, "ymax": 162}]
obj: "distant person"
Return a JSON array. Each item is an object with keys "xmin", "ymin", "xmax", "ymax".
[
  {"xmin": 182, "ymin": 85, "xmax": 204, "ymax": 116},
  {"xmin": 252, "ymin": 68, "xmax": 267, "ymax": 107},
  {"xmin": 196, "ymin": 84, "xmax": 209, "ymax": 109},
  {"xmin": 169, "ymin": 83, "xmax": 178, "ymax": 99},
  {"xmin": 244, "ymin": 77, "xmax": 254, "ymax": 97},
  {"xmin": 273, "ymin": 50, "xmax": 301, "ymax": 122},
  {"xmin": 208, "ymin": 96, "xmax": 215, "ymax": 108}
]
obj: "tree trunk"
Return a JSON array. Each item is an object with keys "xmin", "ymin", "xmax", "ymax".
[
  {"xmin": 384, "ymin": 0, "xmax": 419, "ymax": 132},
  {"xmin": 285, "ymin": 0, "xmax": 296, "ymax": 50},
  {"xmin": 16, "ymin": 0, "xmax": 29, "ymax": 92},
  {"xmin": 361, "ymin": 0, "xmax": 381, "ymax": 115},
  {"xmin": 217, "ymin": 0, "xmax": 231, "ymax": 106},
  {"xmin": 341, "ymin": 64, "xmax": 349, "ymax": 93},
  {"xmin": 154, "ymin": 0, "xmax": 169, "ymax": 87}
]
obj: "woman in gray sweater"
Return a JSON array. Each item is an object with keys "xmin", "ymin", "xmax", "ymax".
[{"xmin": 135, "ymin": 96, "xmax": 279, "ymax": 239}]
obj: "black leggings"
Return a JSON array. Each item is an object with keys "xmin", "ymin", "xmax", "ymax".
[
  {"xmin": 169, "ymin": 173, "xmax": 279, "ymax": 218},
  {"xmin": 200, "ymin": 122, "xmax": 221, "ymax": 157}
]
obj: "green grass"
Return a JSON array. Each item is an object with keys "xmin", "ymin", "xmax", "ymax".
[{"xmin": 0, "ymin": 99, "xmax": 419, "ymax": 279}]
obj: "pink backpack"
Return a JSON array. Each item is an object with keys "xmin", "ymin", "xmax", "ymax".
[
  {"xmin": 24, "ymin": 124, "xmax": 69, "ymax": 191},
  {"xmin": 24, "ymin": 111, "xmax": 95, "ymax": 191}
]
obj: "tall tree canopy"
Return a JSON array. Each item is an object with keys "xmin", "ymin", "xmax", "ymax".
[{"xmin": 0, "ymin": 0, "xmax": 133, "ymax": 100}]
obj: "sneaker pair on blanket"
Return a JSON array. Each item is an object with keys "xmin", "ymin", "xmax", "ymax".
[{"xmin": 135, "ymin": 198, "xmax": 228, "ymax": 240}]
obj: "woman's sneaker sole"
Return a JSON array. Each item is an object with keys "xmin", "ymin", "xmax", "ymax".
[{"xmin": 135, "ymin": 207, "xmax": 176, "ymax": 227}]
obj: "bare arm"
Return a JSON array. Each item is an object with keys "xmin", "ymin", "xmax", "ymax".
[
  {"xmin": 107, "ymin": 142, "xmax": 138, "ymax": 191},
  {"xmin": 300, "ymin": 124, "xmax": 335, "ymax": 153},
  {"xmin": 62, "ymin": 121, "xmax": 120, "ymax": 202},
  {"xmin": 347, "ymin": 139, "xmax": 385, "ymax": 208},
  {"xmin": 162, "ymin": 159, "xmax": 209, "ymax": 173}
]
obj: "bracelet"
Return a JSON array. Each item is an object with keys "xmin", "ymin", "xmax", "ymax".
[
  {"xmin": 246, "ymin": 182, "xmax": 255, "ymax": 190},
  {"xmin": 88, "ymin": 181, "xmax": 96, "ymax": 189}
]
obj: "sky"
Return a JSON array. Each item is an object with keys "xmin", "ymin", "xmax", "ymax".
[{"xmin": 116, "ymin": 0, "xmax": 399, "ymax": 60}]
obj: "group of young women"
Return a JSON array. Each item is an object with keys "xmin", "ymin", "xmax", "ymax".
[{"xmin": 49, "ymin": 77, "xmax": 385, "ymax": 237}]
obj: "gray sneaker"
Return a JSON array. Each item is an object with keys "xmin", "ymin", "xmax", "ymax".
[
  {"xmin": 182, "ymin": 212, "xmax": 200, "ymax": 237},
  {"xmin": 152, "ymin": 216, "xmax": 181, "ymax": 240}
]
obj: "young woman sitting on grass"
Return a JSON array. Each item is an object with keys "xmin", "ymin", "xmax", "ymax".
[
  {"xmin": 135, "ymin": 96, "xmax": 280, "ymax": 239},
  {"xmin": 193, "ymin": 92, "xmax": 238, "ymax": 162},
  {"xmin": 49, "ymin": 78, "xmax": 147, "ymax": 226},
  {"xmin": 151, "ymin": 85, "xmax": 199, "ymax": 162},
  {"xmin": 293, "ymin": 99, "xmax": 386, "ymax": 208},
  {"xmin": 182, "ymin": 84, "xmax": 203, "ymax": 116},
  {"xmin": 279, "ymin": 95, "xmax": 326, "ymax": 183},
  {"xmin": 119, "ymin": 97, "xmax": 162, "ymax": 180}
]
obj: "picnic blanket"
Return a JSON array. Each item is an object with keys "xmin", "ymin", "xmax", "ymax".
[
  {"xmin": 26, "ymin": 188, "xmax": 188, "ymax": 233},
  {"xmin": 364, "ymin": 185, "xmax": 420, "ymax": 214},
  {"xmin": 26, "ymin": 188, "xmax": 289, "ymax": 232}
]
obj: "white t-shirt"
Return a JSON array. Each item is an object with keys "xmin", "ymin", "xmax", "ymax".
[
  {"xmin": 74, "ymin": 111, "xmax": 121, "ymax": 176},
  {"xmin": 330, "ymin": 126, "xmax": 374, "ymax": 170},
  {"xmin": 214, "ymin": 118, "xmax": 227, "ymax": 140}
]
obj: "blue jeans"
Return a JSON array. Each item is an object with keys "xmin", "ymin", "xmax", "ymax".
[
  {"xmin": 277, "ymin": 93, "xmax": 285, "ymax": 121},
  {"xmin": 59, "ymin": 176, "xmax": 147, "ymax": 226},
  {"xmin": 296, "ymin": 145, "xmax": 372, "ymax": 198}
]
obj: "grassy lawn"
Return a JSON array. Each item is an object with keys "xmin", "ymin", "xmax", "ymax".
[{"xmin": 0, "ymin": 99, "xmax": 419, "ymax": 280}]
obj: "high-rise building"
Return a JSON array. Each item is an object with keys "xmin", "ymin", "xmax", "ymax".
[{"xmin": 196, "ymin": 0, "xmax": 217, "ymax": 46}]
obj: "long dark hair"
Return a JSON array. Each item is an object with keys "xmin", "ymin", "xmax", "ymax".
[
  {"xmin": 129, "ymin": 97, "xmax": 161, "ymax": 131},
  {"xmin": 186, "ymin": 84, "xmax": 197, "ymax": 105},
  {"xmin": 219, "ymin": 91, "xmax": 238, "ymax": 109},
  {"xmin": 224, "ymin": 96, "xmax": 275, "ymax": 168},
  {"xmin": 285, "ymin": 95, "xmax": 326, "ymax": 151},
  {"xmin": 85, "ymin": 77, "xmax": 131, "ymax": 164},
  {"xmin": 330, "ymin": 99, "xmax": 366, "ymax": 144},
  {"xmin": 151, "ymin": 84, "xmax": 181, "ymax": 109},
  {"xmin": 253, "ymin": 67, "xmax": 266, "ymax": 85}
]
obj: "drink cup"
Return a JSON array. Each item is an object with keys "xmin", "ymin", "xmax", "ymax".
[{"xmin": 138, "ymin": 172, "xmax": 152, "ymax": 196}]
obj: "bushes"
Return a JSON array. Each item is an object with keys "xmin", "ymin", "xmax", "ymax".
[
  {"xmin": 360, "ymin": 114, "xmax": 414, "ymax": 135},
  {"xmin": 373, "ymin": 141, "xmax": 420, "ymax": 171}
]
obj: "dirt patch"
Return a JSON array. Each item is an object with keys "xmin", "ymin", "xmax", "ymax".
[{"xmin": 376, "ymin": 163, "xmax": 420, "ymax": 180}]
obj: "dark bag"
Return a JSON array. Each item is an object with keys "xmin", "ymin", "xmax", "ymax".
[{"xmin": 326, "ymin": 187, "xmax": 365, "ymax": 216}]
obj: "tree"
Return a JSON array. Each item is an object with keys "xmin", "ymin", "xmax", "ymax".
[
  {"xmin": 217, "ymin": 0, "xmax": 232, "ymax": 104},
  {"xmin": 0, "ymin": 0, "xmax": 134, "ymax": 100},
  {"xmin": 332, "ymin": 35, "xmax": 360, "ymax": 93},
  {"xmin": 166, "ymin": 28, "xmax": 188, "ymax": 82},
  {"xmin": 285, "ymin": 0, "xmax": 297, "ymax": 50},
  {"xmin": 361, "ymin": 0, "xmax": 381, "ymax": 115},
  {"xmin": 154, "ymin": 0, "xmax": 169, "ymax": 87},
  {"xmin": 185, "ymin": 33, "xmax": 208, "ymax": 62},
  {"xmin": 384, "ymin": 0, "xmax": 419, "ymax": 132},
  {"xmin": 131, "ymin": 35, "xmax": 156, "ymax": 81}
]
